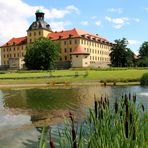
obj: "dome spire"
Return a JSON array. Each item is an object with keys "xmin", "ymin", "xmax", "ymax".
[{"xmin": 35, "ymin": 9, "xmax": 45, "ymax": 21}]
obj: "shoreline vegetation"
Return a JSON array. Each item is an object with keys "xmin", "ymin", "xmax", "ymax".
[
  {"xmin": 0, "ymin": 68, "xmax": 147, "ymax": 87},
  {"xmin": 39, "ymin": 94, "xmax": 147, "ymax": 148}
]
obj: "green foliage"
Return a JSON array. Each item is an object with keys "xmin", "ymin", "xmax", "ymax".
[
  {"xmin": 58, "ymin": 95, "xmax": 147, "ymax": 148},
  {"xmin": 24, "ymin": 37, "xmax": 60, "ymax": 70},
  {"xmin": 110, "ymin": 38, "xmax": 135, "ymax": 67},
  {"xmin": 140, "ymin": 73, "xmax": 148, "ymax": 85},
  {"xmin": 139, "ymin": 41, "xmax": 148, "ymax": 58},
  {"xmin": 137, "ymin": 41, "xmax": 148, "ymax": 67},
  {"xmin": 137, "ymin": 56, "xmax": 148, "ymax": 67}
]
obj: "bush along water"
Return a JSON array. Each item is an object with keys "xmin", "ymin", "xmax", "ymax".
[
  {"xmin": 39, "ymin": 94, "xmax": 147, "ymax": 148},
  {"xmin": 141, "ymin": 73, "xmax": 148, "ymax": 85}
]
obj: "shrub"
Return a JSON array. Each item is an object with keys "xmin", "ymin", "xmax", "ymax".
[{"xmin": 140, "ymin": 73, "xmax": 148, "ymax": 85}]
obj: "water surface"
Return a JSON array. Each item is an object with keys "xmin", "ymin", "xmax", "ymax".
[{"xmin": 0, "ymin": 85, "xmax": 147, "ymax": 148}]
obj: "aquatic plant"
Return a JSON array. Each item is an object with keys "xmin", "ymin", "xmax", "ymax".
[{"xmin": 39, "ymin": 94, "xmax": 147, "ymax": 148}]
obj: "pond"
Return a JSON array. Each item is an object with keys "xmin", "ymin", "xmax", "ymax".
[{"xmin": 0, "ymin": 85, "xmax": 147, "ymax": 148}]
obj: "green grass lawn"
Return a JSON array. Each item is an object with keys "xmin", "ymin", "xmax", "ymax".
[{"xmin": 0, "ymin": 69, "xmax": 148, "ymax": 84}]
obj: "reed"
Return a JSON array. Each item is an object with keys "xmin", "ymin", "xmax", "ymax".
[{"xmin": 39, "ymin": 94, "xmax": 147, "ymax": 148}]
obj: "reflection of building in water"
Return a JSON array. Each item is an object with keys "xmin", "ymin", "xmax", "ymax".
[{"xmin": 74, "ymin": 85, "xmax": 112, "ymax": 107}]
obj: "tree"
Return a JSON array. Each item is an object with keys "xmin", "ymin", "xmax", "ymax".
[
  {"xmin": 109, "ymin": 38, "xmax": 134, "ymax": 67},
  {"xmin": 137, "ymin": 42, "xmax": 148, "ymax": 67},
  {"xmin": 139, "ymin": 41, "xmax": 148, "ymax": 58},
  {"xmin": 24, "ymin": 37, "xmax": 59, "ymax": 70}
]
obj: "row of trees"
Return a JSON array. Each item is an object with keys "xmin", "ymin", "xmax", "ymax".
[
  {"xmin": 110, "ymin": 38, "xmax": 148, "ymax": 67},
  {"xmin": 24, "ymin": 37, "xmax": 148, "ymax": 70}
]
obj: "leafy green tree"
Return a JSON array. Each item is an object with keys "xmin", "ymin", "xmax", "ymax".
[
  {"xmin": 137, "ymin": 42, "xmax": 148, "ymax": 67},
  {"xmin": 139, "ymin": 41, "xmax": 148, "ymax": 58},
  {"xmin": 110, "ymin": 38, "xmax": 134, "ymax": 67},
  {"xmin": 24, "ymin": 37, "xmax": 59, "ymax": 70}
]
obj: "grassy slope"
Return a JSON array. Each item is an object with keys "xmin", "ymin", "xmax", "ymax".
[{"xmin": 0, "ymin": 69, "xmax": 148, "ymax": 84}]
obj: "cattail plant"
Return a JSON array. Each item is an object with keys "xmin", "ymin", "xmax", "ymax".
[
  {"xmin": 94, "ymin": 94, "xmax": 98, "ymax": 118},
  {"xmin": 114, "ymin": 98, "xmax": 118, "ymax": 114},
  {"xmin": 124, "ymin": 118, "xmax": 129, "ymax": 138},
  {"xmin": 133, "ymin": 94, "xmax": 136, "ymax": 103},
  {"xmin": 49, "ymin": 128, "xmax": 55, "ymax": 148},
  {"xmin": 57, "ymin": 94, "xmax": 147, "ymax": 148},
  {"xmin": 69, "ymin": 112, "xmax": 77, "ymax": 148}
]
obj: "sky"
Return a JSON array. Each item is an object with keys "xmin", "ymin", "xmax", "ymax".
[{"xmin": 0, "ymin": 0, "xmax": 148, "ymax": 54}]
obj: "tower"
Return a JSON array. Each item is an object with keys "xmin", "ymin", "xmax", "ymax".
[{"xmin": 27, "ymin": 9, "xmax": 52, "ymax": 43}]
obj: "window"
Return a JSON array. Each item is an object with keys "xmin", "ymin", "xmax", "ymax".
[
  {"xmin": 7, "ymin": 54, "xmax": 9, "ymax": 58},
  {"xmin": 64, "ymin": 48, "xmax": 66, "ymax": 53},
  {"xmin": 14, "ymin": 53, "xmax": 16, "ymax": 57},
  {"xmin": 17, "ymin": 46, "xmax": 19, "ymax": 50},
  {"xmin": 14, "ymin": 47, "xmax": 15, "ymax": 51},
  {"xmin": 75, "ymin": 39, "xmax": 77, "ymax": 44},
  {"xmin": 65, "ymin": 56, "xmax": 67, "ymax": 60},
  {"xmin": 69, "ymin": 40, "xmax": 72, "ymax": 44},
  {"xmin": 64, "ymin": 41, "xmax": 66, "ymax": 45},
  {"xmin": 60, "ymin": 57, "xmax": 62, "ymax": 61},
  {"xmin": 3, "ymin": 48, "xmax": 5, "ymax": 52},
  {"xmin": 4, "ymin": 54, "xmax": 5, "ymax": 58},
  {"xmin": 76, "ymin": 55, "xmax": 78, "ymax": 58},
  {"xmin": 70, "ymin": 48, "xmax": 72, "ymax": 52},
  {"xmin": 39, "ymin": 31, "xmax": 41, "ymax": 35},
  {"xmin": 30, "ymin": 39, "xmax": 32, "ymax": 43},
  {"xmin": 29, "ymin": 32, "xmax": 31, "ymax": 36},
  {"xmin": 10, "ymin": 54, "xmax": 11, "ymax": 58}
]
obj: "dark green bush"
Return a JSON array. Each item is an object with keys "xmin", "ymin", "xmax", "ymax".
[{"xmin": 140, "ymin": 73, "xmax": 148, "ymax": 85}]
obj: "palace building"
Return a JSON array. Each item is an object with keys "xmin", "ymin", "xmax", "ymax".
[{"xmin": 0, "ymin": 9, "xmax": 112, "ymax": 69}]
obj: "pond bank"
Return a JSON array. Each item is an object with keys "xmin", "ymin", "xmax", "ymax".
[{"xmin": 0, "ymin": 81, "xmax": 140, "ymax": 89}]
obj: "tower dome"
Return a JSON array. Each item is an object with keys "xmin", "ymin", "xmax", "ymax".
[
  {"xmin": 36, "ymin": 9, "xmax": 44, "ymax": 14},
  {"xmin": 27, "ymin": 9, "xmax": 52, "ymax": 32}
]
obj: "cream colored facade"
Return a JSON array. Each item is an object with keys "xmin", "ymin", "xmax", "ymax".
[
  {"xmin": 1, "ymin": 44, "xmax": 26, "ymax": 69},
  {"xmin": 0, "ymin": 10, "xmax": 111, "ymax": 69}
]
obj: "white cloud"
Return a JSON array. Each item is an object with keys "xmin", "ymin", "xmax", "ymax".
[
  {"xmin": 44, "ymin": 5, "xmax": 80, "ymax": 19},
  {"xmin": 80, "ymin": 21, "xmax": 89, "ymax": 26},
  {"xmin": 132, "ymin": 18, "xmax": 140, "ymax": 22},
  {"xmin": 108, "ymin": 8, "xmax": 123, "ymax": 14},
  {"xmin": 145, "ymin": 7, "xmax": 148, "ymax": 10},
  {"xmin": 128, "ymin": 40, "xmax": 141, "ymax": 45},
  {"xmin": 50, "ymin": 21, "xmax": 72, "ymax": 31},
  {"xmin": 105, "ymin": 16, "xmax": 129, "ymax": 24},
  {"xmin": 95, "ymin": 20, "xmax": 101, "ymax": 26},
  {"xmin": 66, "ymin": 5, "xmax": 80, "ymax": 14},
  {"xmin": 0, "ymin": 0, "xmax": 79, "ymax": 44},
  {"xmin": 105, "ymin": 16, "xmax": 140, "ymax": 29},
  {"xmin": 91, "ymin": 16, "xmax": 97, "ymax": 20}
]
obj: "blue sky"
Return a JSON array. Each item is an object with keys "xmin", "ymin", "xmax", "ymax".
[{"xmin": 0, "ymin": 0, "xmax": 148, "ymax": 54}]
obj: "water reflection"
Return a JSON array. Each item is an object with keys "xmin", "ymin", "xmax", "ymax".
[{"xmin": 0, "ymin": 85, "xmax": 147, "ymax": 148}]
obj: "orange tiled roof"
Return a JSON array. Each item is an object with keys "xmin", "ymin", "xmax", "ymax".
[
  {"xmin": 48, "ymin": 28, "xmax": 111, "ymax": 44},
  {"xmin": 71, "ymin": 45, "xmax": 90, "ymax": 55},
  {"xmin": 1, "ymin": 36, "xmax": 27, "ymax": 47}
]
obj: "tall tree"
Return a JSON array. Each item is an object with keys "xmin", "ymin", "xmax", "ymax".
[
  {"xmin": 24, "ymin": 37, "xmax": 59, "ymax": 70},
  {"xmin": 137, "ymin": 41, "xmax": 148, "ymax": 67},
  {"xmin": 139, "ymin": 41, "xmax": 148, "ymax": 58},
  {"xmin": 109, "ymin": 38, "xmax": 134, "ymax": 67}
]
